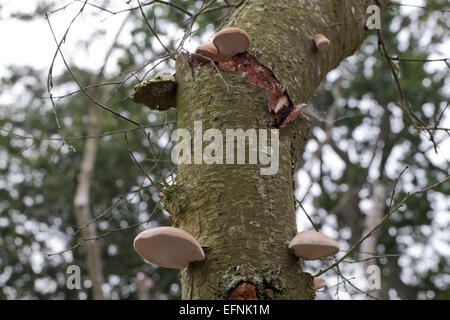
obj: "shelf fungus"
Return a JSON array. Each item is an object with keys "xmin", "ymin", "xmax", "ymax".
[
  {"xmin": 213, "ymin": 27, "xmax": 250, "ymax": 59},
  {"xmin": 193, "ymin": 27, "xmax": 250, "ymax": 64},
  {"xmin": 134, "ymin": 227, "xmax": 205, "ymax": 269},
  {"xmin": 313, "ymin": 34, "xmax": 331, "ymax": 51},
  {"xmin": 130, "ymin": 71, "xmax": 177, "ymax": 111},
  {"xmin": 195, "ymin": 43, "xmax": 222, "ymax": 63},
  {"xmin": 288, "ymin": 230, "xmax": 339, "ymax": 260}
]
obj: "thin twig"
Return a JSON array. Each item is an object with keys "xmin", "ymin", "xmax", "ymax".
[{"xmin": 315, "ymin": 175, "xmax": 450, "ymax": 277}]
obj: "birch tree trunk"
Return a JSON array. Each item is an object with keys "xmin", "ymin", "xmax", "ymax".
[
  {"xmin": 71, "ymin": 15, "xmax": 130, "ymax": 300},
  {"xmin": 360, "ymin": 182, "xmax": 387, "ymax": 299},
  {"xmin": 162, "ymin": 0, "xmax": 383, "ymax": 300},
  {"xmin": 73, "ymin": 102, "xmax": 105, "ymax": 300},
  {"xmin": 358, "ymin": 58, "xmax": 391, "ymax": 300}
]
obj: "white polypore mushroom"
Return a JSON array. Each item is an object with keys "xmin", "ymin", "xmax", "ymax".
[
  {"xmin": 313, "ymin": 277, "xmax": 327, "ymax": 291},
  {"xmin": 134, "ymin": 227, "xmax": 205, "ymax": 269},
  {"xmin": 213, "ymin": 27, "xmax": 250, "ymax": 59},
  {"xmin": 288, "ymin": 230, "xmax": 339, "ymax": 260},
  {"xmin": 313, "ymin": 34, "xmax": 331, "ymax": 50}
]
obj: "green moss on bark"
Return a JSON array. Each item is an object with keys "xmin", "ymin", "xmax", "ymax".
[{"xmin": 130, "ymin": 71, "xmax": 177, "ymax": 110}]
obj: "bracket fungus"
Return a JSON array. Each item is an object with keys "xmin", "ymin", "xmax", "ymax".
[
  {"xmin": 213, "ymin": 27, "xmax": 250, "ymax": 59},
  {"xmin": 134, "ymin": 227, "xmax": 205, "ymax": 269},
  {"xmin": 288, "ymin": 230, "xmax": 339, "ymax": 260},
  {"xmin": 193, "ymin": 27, "xmax": 250, "ymax": 63},
  {"xmin": 313, "ymin": 34, "xmax": 331, "ymax": 51},
  {"xmin": 313, "ymin": 277, "xmax": 327, "ymax": 291},
  {"xmin": 195, "ymin": 43, "xmax": 230, "ymax": 63},
  {"xmin": 195, "ymin": 43, "xmax": 220, "ymax": 63},
  {"xmin": 130, "ymin": 71, "xmax": 177, "ymax": 111}
]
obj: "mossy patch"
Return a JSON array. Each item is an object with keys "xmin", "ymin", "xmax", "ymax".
[
  {"xmin": 130, "ymin": 71, "xmax": 177, "ymax": 111},
  {"xmin": 220, "ymin": 264, "xmax": 288, "ymax": 300},
  {"xmin": 161, "ymin": 184, "xmax": 188, "ymax": 225}
]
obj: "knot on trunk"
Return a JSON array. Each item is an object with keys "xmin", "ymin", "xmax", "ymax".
[{"xmin": 227, "ymin": 282, "xmax": 258, "ymax": 300}]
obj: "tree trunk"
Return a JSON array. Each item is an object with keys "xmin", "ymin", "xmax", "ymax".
[
  {"xmin": 360, "ymin": 182, "xmax": 387, "ymax": 299},
  {"xmin": 73, "ymin": 103, "xmax": 105, "ymax": 300},
  {"xmin": 71, "ymin": 14, "xmax": 130, "ymax": 299},
  {"xmin": 135, "ymin": 272, "xmax": 154, "ymax": 300},
  {"xmin": 163, "ymin": 0, "xmax": 381, "ymax": 300}
]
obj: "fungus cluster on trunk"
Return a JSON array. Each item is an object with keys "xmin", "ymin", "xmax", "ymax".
[
  {"xmin": 131, "ymin": 26, "xmax": 336, "ymax": 295},
  {"xmin": 134, "ymin": 227, "xmax": 338, "ymax": 292},
  {"xmin": 191, "ymin": 27, "xmax": 312, "ymax": 128}
]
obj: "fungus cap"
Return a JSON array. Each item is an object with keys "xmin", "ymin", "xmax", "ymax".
[
  {"xmin": 194, "ymin": 43, "xmax": 230, "ymax": 62},
  {"xmin": 213, "ymin": 27, "xmax": 250, "ymax": 58},
  {"xmin": 288, "ymin": 230, "xmax": 339, "ymax": 260},
  {"xmin": 313, "ymin": 34, "xmax": 331, "ymax": 50},
  {"xmin": 314, "ymin": 277, "xmax": 327, "ymax": 290},
  {"xmin": 134, "ymin": 227, "xmax": 205, "ymax": 269},
  {"xmin": 195, "ymin": 43, "xmax": 219, "ymax": 62}
]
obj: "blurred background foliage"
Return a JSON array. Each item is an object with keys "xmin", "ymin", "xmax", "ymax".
[{"xmin": 0, "ymin": 0, "xmax": 448, "ymax": 299}]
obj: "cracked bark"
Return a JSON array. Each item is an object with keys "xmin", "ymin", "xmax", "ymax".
[{"xmin": 161, "ymin": 0, "xmax": 383, "ymax": 300}]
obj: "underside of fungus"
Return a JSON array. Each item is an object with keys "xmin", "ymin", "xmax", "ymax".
[
  {"xmin": 134, "ymin": 227, "xmax": 205, "ymax": 269},
  {"xmin": 289, "ymin": 230, "xmax": 340, "ymax": 260}
]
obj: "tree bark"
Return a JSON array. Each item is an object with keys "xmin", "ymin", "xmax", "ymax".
[
  {"xmin": 71, "ymin": 15, "xmax": 130, "ymax": 300},
  {"xmin": 359, "ymin": 57, "xmax": 391, "ymax": 300},
  {"xmin": 73, "ymin": 103, "xmax": 105, "ymax": 300},
  {"xmin": 163, "ymin": 0, "xmax": 382, "ymax": 300},
  {"xmin": 360, "ymin": 182, "xmax": 387, "ymax": 299}
]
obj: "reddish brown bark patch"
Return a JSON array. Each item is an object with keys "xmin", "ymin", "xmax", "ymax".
[
  {"xmin": 185, "ymin": 52, "xmax": 294, "ymax": 127},
  {"xmin": 227, "ymin": 282, "xmax": 259, "ymax": 300},
  {"xmin": 233, "ymin": 53, "xmax": 285, "ymax": 111}
]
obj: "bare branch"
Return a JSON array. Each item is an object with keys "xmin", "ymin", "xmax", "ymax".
[{"xmin": 315, "ymin": 174, "xmax": 450, "ymax": 277}]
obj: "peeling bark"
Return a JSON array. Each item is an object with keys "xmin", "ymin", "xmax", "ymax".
[{"xmin": 160, "ymin": 0, "xmax": 383, "ymax": 300}]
